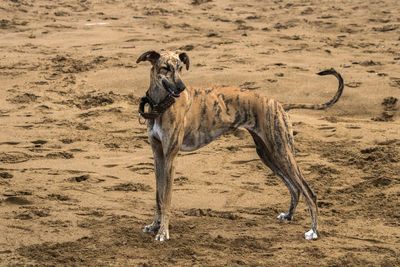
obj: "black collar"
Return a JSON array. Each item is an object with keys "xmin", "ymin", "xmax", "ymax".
[{"xmin": 138, "ymin": 91, "xmax": 176, "ymax": 120}]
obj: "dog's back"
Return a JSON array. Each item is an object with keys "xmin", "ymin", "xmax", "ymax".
[{"xmin": 180, "ymin": 86, "xmax": 281, "ymax": 151}]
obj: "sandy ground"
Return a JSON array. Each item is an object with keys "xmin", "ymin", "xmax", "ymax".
[{"xmin": 0, "ymin": 0, "xmax": 399, "ymax": 266}]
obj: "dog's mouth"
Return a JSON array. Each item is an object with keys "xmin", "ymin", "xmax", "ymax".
[{"xmin": 162, "ymin": 79, "xmax": 185, "ymax": 98}]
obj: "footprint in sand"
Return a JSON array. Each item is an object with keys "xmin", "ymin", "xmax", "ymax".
[
  {"xmin": 47, "ymin": 193, "xmax": 71, "ymax": 202},
  {"xmin": 45, "ymin": 151, "xmax": 74, "ymax": 159},
  {"xmin": 76, "ymin": 123, "xmax": 90, "ymax": 130},
  {"xmin": 317, "ymin": 201, "xmax": 333, "ymax": 208},
  {"xmin": 301, "ymin": 7, "xmax": 314, "ymax": 15},
  {"xmin": 356, "ymin": 60, "xmax": 381, "ymax": 67},
  {"xmin": 4, "ymin": 196, "xmax": 32, "ymax": 206},
  {"xmin": 174, "ymin": 176, "xmax": 189, "ymax": 186},
  {"xmin": 62, "ymin": 92, "xmax": 116, "ymax": 110},
  {"xmin": 105, "ymin": 182, "xmax": 152, "ymax": 192},
  {"xmin": 373, "ymin": 24, "xmax": 399, "ymax": 32},
  {"xmin": 31, "ymin": 140, "xmax": 48, "ymax": 148},
  {"xmin": 7, "ymin": 93, "xmax": 40, "ymax": 104},
  {"xmin": 372, "ymin": 96, "xmax": 398, "ymax": 122},
  {"xmin": 0, "ymin": 172, "xmax": 13, "ymax": 179},
  {"xmin": 104, "ymin": 143, "xmax": 120, "ymax": 149},
  {"xmin": 60, "ymin": 138, "xmax": 74, "ymax": 144},
  {"xmin": 273, "ymin": 21, "xmax": 297, "ymax": 30},
  {"xmin": 14, "ymin": 208, "xmax": 50, "ymax": 220},
  {"xmin": 239, "ymin": 81, "xmax": 260, "ymax": 90},
  {"xmin": 183, "ymin": 208, "xmax": 240, "ymax": 220},
  {"xmin": 127, "ymin": 163, "xmax": 153, "ymax": 175},
  {"xmin": 226, "ymin": 145, "xmax": 241, "ymax": 152},
  {"xmin": 68, "ymin": 174, "xmax": 90, "ymax": 182},
  {"xmin": 191, "ymin": 0, "xmax": 213, "ymax": 6},
  {"xmin": 0, "ymin": 152, "xmax": 32, "ymax": 163},
  {"xmin": 179, "ymin": 44, "xmax": 195, "ymax": 51}
]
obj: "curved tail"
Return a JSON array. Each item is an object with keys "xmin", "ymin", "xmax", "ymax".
[{"xmin": 283, "ymin": 68, "xmax": 344, "ymax": 111}]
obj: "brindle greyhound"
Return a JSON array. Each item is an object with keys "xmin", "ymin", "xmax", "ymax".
[{"xmin": 136, "ymin": 50, "xmax": 344, "ymax": 241}]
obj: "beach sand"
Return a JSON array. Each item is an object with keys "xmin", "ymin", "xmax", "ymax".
[{"xmin": 0, "ymin": 0, "xmax": 399, "ymax": 266}]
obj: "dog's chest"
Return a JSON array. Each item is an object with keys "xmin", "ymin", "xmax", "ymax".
[{"xmin": 150, "ymin": 121, "xmax": 163, "ymax": 140}]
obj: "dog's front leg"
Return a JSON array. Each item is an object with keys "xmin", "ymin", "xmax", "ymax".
[
  {"xmin": 143, "ymin": 135, "xmax": 179, "ymax": 241},
  {"xmin": 145, "ymin": 127, "xmax": 182, "ymax": 241},
  {"xmin": 154, "ymin": 134, "xmax": 181, "ymax": 242},
  {"xmin": 143, "ymin": 136, "xmax": 164, "ymax": 234},
  {"xmin": 154, "ymin": 150, "xmax": 178, "ymax": 241}
]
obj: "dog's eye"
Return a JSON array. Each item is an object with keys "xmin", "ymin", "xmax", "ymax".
[{"xmin": 160, "ymin": 66, "xmax": 170, "ymax": 73}]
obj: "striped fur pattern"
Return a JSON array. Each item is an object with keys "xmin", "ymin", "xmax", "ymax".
[{"xmin": 136, "ymin": 50, "xmax": 344, "ymax": 242}]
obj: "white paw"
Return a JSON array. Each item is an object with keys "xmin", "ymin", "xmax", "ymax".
[
  {"xmin": 304, "ymin": 229, "xmax": 318, "ymax": 240},
  {"xmin": 155, "ymin": 231, "xmax": 169, "ymax": 242},
  {"xmin": 143, "ymin": 223, "xmax": 159, "ymax": 233},
  {"xmin": 277, "ymin": 212, "xmax": 292, "ymax": 221},
  {"xmin": 154, "ymin": 224, "xmax": 169, "ymax": 241}
]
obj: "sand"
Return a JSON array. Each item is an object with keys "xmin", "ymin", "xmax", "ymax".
[{"xmin": 0, "ymin": 0, "xmax": 399, "ymax": 266}]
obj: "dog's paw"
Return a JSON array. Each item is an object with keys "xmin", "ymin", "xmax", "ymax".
[
  {"xmin": 155, "ymin": 227, "xmax": 169, "ymax": 242},
  {"xmin": 277, "ymin": 212, "xmax": 293, "ymax": 221},
  {"xmin": 304, "ymin": 229, "xmax": 318, "ymax": 240},
  {"xmin": 143, "ymin": 222, "xmax": 160, "ymax": 233}
]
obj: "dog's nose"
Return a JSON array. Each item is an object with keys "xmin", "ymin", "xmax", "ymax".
[{"xmin": 176, "ymin": 80, "xmax": 186, "ymax": 92}]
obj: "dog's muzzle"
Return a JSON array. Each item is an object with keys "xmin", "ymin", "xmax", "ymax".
[{"xmin": 162, "ymin": 78, "xmax": 186, "ymax": 98}]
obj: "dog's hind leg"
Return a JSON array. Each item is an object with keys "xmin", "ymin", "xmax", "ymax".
[
  {"xmin": 251, "ymin": 100, "xmax": 318, "ymax": 240},
  {"xmin": 248, "ymin": 130, "xmax": 300, "ymax": 221}
]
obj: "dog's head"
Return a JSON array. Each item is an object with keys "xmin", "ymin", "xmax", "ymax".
[{"xmin": 136, "ymin": 50, "xmax": 189, "ymax": 97}]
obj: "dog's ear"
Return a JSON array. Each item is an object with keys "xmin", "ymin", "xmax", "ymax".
[
  {"xmin": 178, "ymin": 52, "xmax": 190, "ymax": 70},
  {"xmin": 136, "ymin": 50, "xmax": 160, "ymax": 65}
]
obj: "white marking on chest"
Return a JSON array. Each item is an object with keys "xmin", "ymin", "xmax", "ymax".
[{"xmin": 151, "ymin": 122, "xmax": 163, "ymax": 140}]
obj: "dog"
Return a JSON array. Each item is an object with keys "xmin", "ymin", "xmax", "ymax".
[{"xmin": 136, "ymin": 50, "xmax": 344, "ymax": 241}]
